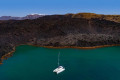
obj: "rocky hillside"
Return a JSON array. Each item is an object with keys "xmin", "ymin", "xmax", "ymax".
[
  {"xmin": 0, "ymin": 13, "xmax": 120, "ymax": 61},
  {"xmin": 66, "ymin": 13, "xmax": 120, "ymax": 23}
]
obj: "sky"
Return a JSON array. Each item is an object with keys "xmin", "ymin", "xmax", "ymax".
[{"xmin": 0, "ymin": 0, "xmax": 120, "ymax": 16}]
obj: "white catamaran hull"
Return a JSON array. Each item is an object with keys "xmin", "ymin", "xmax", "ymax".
[{"xmin": 53, "ymin": 66, "xmax": 65, "ymax": 74}]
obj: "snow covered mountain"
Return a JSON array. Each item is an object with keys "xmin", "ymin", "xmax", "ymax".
[{"xmin": 0, "ymin": 14, "xmax": 45, "ymax": 20}]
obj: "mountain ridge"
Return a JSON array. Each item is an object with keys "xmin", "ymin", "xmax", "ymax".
[
  {"xmin": 1, "ymin": 13, "xmax": 120, "ymax": 23},
  {"xmin": 0, "ymin": 14, "xmax": 45, "ymax": 20}
]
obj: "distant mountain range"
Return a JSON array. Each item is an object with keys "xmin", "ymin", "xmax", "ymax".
[{"xmin": 0, "ymin": 14, "xmax": 45, "ymax": 20}]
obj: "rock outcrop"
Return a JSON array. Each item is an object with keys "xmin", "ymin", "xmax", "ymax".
[{"xmin": 0, "ymin": 13, "xmax": 120, "ymax": 61}]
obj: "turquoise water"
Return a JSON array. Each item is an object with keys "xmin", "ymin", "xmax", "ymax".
[{"xmin": 0, "ymin": 45, "xmax": 120, "ymax": 80}]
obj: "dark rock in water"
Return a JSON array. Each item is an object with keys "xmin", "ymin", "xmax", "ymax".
[{"xmin": 0, "ymin": 13, "xmax": 120, "ymax": 61}]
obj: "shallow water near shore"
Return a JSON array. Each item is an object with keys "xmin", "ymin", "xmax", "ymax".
[{"xmin": 0, "ymin": 45, "xmax": 120, "ymax": 80}]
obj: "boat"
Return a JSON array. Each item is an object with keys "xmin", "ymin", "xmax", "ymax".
[
  {"xmin": 53, "ymin": 52, "xmax": 65, "ymax": 74},
  {"xmin": 53, "ymin": 66, "xmax": 65, "ymax": 74}
]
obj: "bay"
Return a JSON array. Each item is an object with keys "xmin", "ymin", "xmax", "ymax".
[{"xmin": 0, "ymin": 45, "xmax": 120, "ymax": 80}]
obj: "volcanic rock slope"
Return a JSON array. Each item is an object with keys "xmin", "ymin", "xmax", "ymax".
[{"xmin": 0, "ymin": 13, "xmax": 120, "ymax": 60}]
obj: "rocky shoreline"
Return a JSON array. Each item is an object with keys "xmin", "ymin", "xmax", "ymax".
[
  {"xmin": 0, "ymin": 44, "xmax": 120, "ymax": 64},
  {"xmin": 0, "ymin": 13, "xmax": 120, "ymax": 63}
]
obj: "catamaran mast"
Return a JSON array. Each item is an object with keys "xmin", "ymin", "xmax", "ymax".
[{"xmin": 58, "ymin": 52, "xmax": 60, "ymax": 66}]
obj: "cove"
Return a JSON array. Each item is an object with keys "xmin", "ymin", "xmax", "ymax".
[{"xmin": 0, "ymin": 45, "xmax": 120, "ymax": 80}]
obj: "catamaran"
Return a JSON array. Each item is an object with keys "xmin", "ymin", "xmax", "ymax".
[{"xmin": 53, "ymin": 52, "xmax": 65, "ymax": 74}]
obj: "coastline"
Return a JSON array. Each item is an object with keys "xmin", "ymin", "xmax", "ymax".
[
  {"xmin": 0, "ymin": 44, "xmax": 120, "ymax": 64},
  {"xmin": 0, "ymin": 47, "xmax": 15, "ymax": 65},
  {"xmin": 0, "ymin": 13, "xmax": 120, "ymax": 65},
  {"xmin": 42, "ymin": 44, "xmax": 120, "ymax": 49}
]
